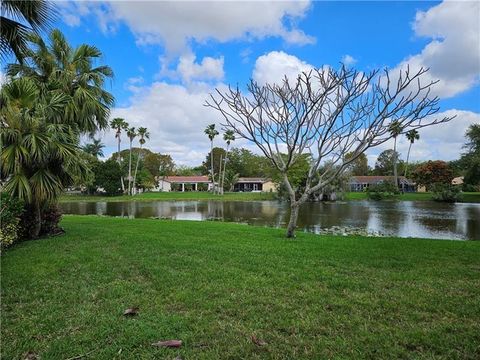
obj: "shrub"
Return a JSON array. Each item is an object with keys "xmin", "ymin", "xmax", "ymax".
[
  {"xmin": 431, "ymin": 183, "xmax": 462, "ymax": 203},
  {"xmin": 18, "ymin": 204, "xmax": 63, "ymax": 239},
  {"xmin": 367, "ymin": 181, "xmax": 400, "ymax": 200},
  {"xmin": 0, "ymin": 193, "xmax": 24, "ymax": 249}
]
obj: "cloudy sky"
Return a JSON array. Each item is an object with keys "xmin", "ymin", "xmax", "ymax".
[{"xmin": 54, "ymin": 0, "xmax": 479, "ymax": 166}]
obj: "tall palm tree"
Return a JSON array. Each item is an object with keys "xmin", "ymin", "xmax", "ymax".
[
  {"xmin": 204, "ymin": 124, "xmax": 219, "ymax": 193},
  {"xmin": 126, "ymin": 127, "xmax": 137, "ymax": 195},
  {"xmin": 133, "ymin": 127, "xmax": 150, "ymax": 195},
  {"xmin": 1, "ymin": 0, "xmax": 54, "ymax": 62},
  {"xmin": 82, "ymin": 138, "xmax": 105, "ymax": 158},
  {"xmin": 110, "ymin": 118, "xmax": 128, "ymax": 192},
  {"xmin": 389, "ymin": 120, "xmax": 402, "ymax": 188},
  {"xmin": 404, "ymin": 129, "xmax": 420, "ymax": 179},
  {"xmin": 220, "ymin": 130, "xmax": 235, "ymax": 195},
  {"xmin": 7, "ymin": 29, "xmax": 114, "ymax": 134},
  {"xmin": 1, "ymin": 77, "xmax": 88, "ymax": 238}
]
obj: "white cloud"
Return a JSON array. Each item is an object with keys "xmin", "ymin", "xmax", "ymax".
[
  {"xmin": 391, "ymin": 1, "xmax": 480, "ymax": 98},
  {"xmin": 61, "ymin": 1, "xmax": 314, "ymax": 54},
  {"xmin": 366, "ymin": 110, "xmax": 480, "ymax": 166},
  {"xmin": 176, "ymin": 54, "xmax": 224, "ymax": 83},
  {"xmin": 253, "ymin": 50, "xmax": 314, "ymax": 85},
  {"xmin": 341, "ymin": 54, "xmax": 357, "ymax": 66}
]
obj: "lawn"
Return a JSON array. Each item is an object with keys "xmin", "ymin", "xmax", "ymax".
[
  {"xmin": 60, "ymin": 191, "xmax": 278, "ymax": 203},
  {"xmin": 2, "ymin": 216, "xmax": 479, "ymax": 359},
  {"xmin": 345, "ymin": 191, "xmax": 480, "ymax": 203}
]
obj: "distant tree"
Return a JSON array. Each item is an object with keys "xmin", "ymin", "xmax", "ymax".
[
  {"xmin": 411, "ymin": 161, "xmax": 454, "ymax": 190},
  {"xmin": 82, "ymin": 138, "xmax": 105, "ymax": 158},
  {"xmin": 203, "ymin": 147, "xmax": 227, "ymax": 178},
  {"xmin": 204, "ymin": 124, "xmax": 219, "ymax": 192},
  {"xmin": 143, "ymin": 152, "xmax": 175, "ymax": 177},
  {"xmin": 175, "ymin": 165, "xmax": 202, "ymax": 176},
  {"xmin": 404, "ymin": 129, "xmax": 420, "ymax": 179},
  {"xmin": 374, "ymin": 150, "xmax": 404, "ymax": 176},
  {"xmin": 93, "ymin": 159, "xmax": 123, "ymax": 196},
  {"xmin": 227, "ymin": 148, "xmax": 271, "ymax": 177},
  {"xmin": 133, "ymin": 127, "xmax": 150, "ymax": 194},
  {"xmin": 1, "ymin": 0, "xmax": 54, "ymax": 62},
  {"xmin": 126, "ymin": 127, "xmax": 137, "ymax": 195},
  {"xmin": 465, "ymin": 124, "xmax": 480, "ymax": 154},
  {"xmin": 110, "ymin": 118, "xmax": 128, "ymax": 192},
  {"xmin": 389, "ymin": 120, "xmax": 402, "ymax": 188},
  {"xmin": 344, "ymin": 152, "xmax": 369, "ymax": 176},
  {"xmin": 220, "ymin": 130, "xmax": 235, "ymax": 194}
]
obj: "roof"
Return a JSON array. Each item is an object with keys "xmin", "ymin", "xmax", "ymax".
[
  {"xmin": 161, "ymin": 176, "xmax": 210, "ymax": 183},
  {"xmin": 350, "ymin": 176, "xmax": 415, "ymax": 185},
  {"xmin": 236, "ymin": 177, "xmax": 271, "ymax": 183}
]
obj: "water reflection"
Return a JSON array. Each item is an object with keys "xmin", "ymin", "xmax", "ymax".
[{"xmin": 60, "ymin": 200, "xmax": 480, "ymax": 240}]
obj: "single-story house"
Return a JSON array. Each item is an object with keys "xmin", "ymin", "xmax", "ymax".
[
  {"xmin": 452, "ymin": 176, "xmax": 464, "ymax": 186},
  {"xmin": 233, "ymin": 177, "xmax": 276, "ymax": 192},
  {"xmin": 349, "ymin": 176, "xmax": 416, "ymax": 192},
  {"xmin": 154, "ymin": 176, "xmax": 213, "ymax": 192}
]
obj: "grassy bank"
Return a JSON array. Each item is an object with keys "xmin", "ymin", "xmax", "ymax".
[
  {"xmin": 60, "ymin": 191, "xmax": 480, "ymax": 203},
  {"xmin": 60, "ymin": 191, "xmax": 277, "ymax": 202},
  {"xmin": 2, "ymin": 216, "xmax": 479, "ymax": 359},
  {"xmin": 345, "ymin": 191, "xmax": 480, "ymax": 203}
]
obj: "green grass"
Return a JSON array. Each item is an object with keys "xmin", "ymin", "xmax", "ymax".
[
  {"xmin": 2, "ymin": 216, "xmax": 480, "ymax": 359},
  {"xmin": 60, "ymin": 191, "xmax": 277, "ymax": 202},
  {"xmin": 345, "ymin": 191, "xmax": 480, "ymax": 203}
]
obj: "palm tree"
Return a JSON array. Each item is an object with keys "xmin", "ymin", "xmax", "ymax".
[
  {"xmin": 404, "ymin": 129, "xmax": 420, "ymax": 180},
  {"xmin": 220, "ymin": 130, "xmax": 235, "ymax": 195},
  {"xmin": 204, "ymin": 124, "xmax": 219, "ymax": 193},
  {"xmin": 126, "ymin": 127, "xmax": 137, "ymax": 195},
  {"xmin": 389, "ymin": 120, "xmax": 402, "ymax": 188},
  {"xmin": 1, "ymin": 0, "xmax": 54, "ymax": 62},
  {"xmin": 1, "ymin": 77, "xmax": 88, "ymax": 238},
  {"xmin": 7, "ymin": 29, "xmax": 114, "ymax": 134},
  {"xmin": 110, "ymin": 118, "xmax": 128, "ymax": 192},
  {"xmin": 82, "ymin": 138, "xmax": 105, "ymax": 158},
  {"xmin": 133, "ymin": 127, "xmax": 150, "ymax": 195}
]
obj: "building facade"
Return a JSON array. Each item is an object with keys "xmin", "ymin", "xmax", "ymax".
[{"xmin": 349, "ymin": 176, "xmax": 416, "ymax": 192}]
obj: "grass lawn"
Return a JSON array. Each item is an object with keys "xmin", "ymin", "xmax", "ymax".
[
  {"xmin": 60, "ymin": 191, "xmax": 278, "ymax": 203},
  {"xmin": 2, "ymin": 216, "xmax": 479, "ymax": 359}
]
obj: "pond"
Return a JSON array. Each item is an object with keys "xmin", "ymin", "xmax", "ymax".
[{"xmin": 60, "ymin": 200, "xmax": 480, "ymax": 240}]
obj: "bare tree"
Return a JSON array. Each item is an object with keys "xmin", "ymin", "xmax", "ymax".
[{"xmin": 207, "ymin": 66, "xmax": 454, "ymax": 238}]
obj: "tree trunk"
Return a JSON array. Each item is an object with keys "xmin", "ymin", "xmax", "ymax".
[
  {"xmin": 221, "ymin": 145, "xmax": 229, "ymax": 195},
  {"xmin": 30, "ymin": 202, "xmax": 42, "ymax": 239},
  {"xmin": 404, "ymin": 142, "xmax": 412, "ymax": 178},
  {"xmin": 286, "ymin": 202, "xmax": 299, "ymax": 238},
  {"xmin": 393, "ymin": 137, "xmax": 398, "ymax": 188},
  {"xmin": 128, "ymin": 141, "xmax": 133, "ymax": 195},
  {"xmin": 117, "ymin": 137, "xmax": 125, "ymax": 192},
  {"xmin": 218, "ymin": 154, "xmax": 223, "ymax": 195},
  {"xmin": 210, "ymin": 142, "xmax": 216, "ymax": 193},
  {"xmin": 132, "ymin": 145, "xmax": 142, "ymax": 195}
]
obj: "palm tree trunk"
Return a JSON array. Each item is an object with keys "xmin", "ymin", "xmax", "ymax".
[
  {"xmin": 210, "ymin": 141, "xmax": 216, "ymax": 193},
  {"xmin": 117, "ymin": 136, "xmax": 125, "ymax": 192},
  {"xmin": 218, "ymin": 154, "xmax": 223, "ymax": 195},
  {"xmin": 393, "ymin": 137, "xmax": 398, "ymax": 189},
  {"xmin": 221, "ymin": 145, "xmax": 229, "ymax": 195},
  {"xmin": 132, "ymin": 145, "xmax": 142, "ymax": 195},
  {"xmin": 404, "ymin": 142, "xmax": 413, "ymax": 179},
  {"xmin": 31, "ymin": 202, "xmax": 42, "ymax": 238},
  {"xmin": 128, "ymin": 141, "xmax": 133, "ymax": 195}
]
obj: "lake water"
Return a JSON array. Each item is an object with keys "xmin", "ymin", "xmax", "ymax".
[{"xmin": 60, "ymin": 200, "xmax": 480, "ymax": 240}]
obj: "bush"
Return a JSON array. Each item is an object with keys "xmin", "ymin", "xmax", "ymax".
[
  {"xmin": 18, "ymin": 204, "xmax": 63, "ymax": 239},
  {"xmin": 0, "ymin": 193, "xmax": 24, "ymax": 249},
  {"xmin": 431, "ymin": 183, "xmax": 462, "ymax": 203},
  {"xmin": 367, "ymin": 181, "xmax": 400, "ymax": 200}
]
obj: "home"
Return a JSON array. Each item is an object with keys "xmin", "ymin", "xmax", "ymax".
[
  {"xmin": 154, "ymin": 176, "xmax": 213, "ymax": 192},
  {"xmin": 349, "ymin": 176, "xmax": 417, "ymax": 192},
  {"xmin": 452, "ymin": 176, "xmax": 464, "ymax": 186},
  {"xmin": 233, "ymin": 177, "xmax": 276, "ymax": 192}
]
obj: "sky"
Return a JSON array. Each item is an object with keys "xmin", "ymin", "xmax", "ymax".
[{"xmin": 26, "ymin": 1, "xmax": 480, "ymax": 166}]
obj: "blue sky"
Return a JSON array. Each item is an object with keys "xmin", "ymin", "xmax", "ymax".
[{"xmin": 42, "ymin": 1, "xmax": 480, "ymax": 165}]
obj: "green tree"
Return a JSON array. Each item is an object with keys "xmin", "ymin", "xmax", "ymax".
[
  {"xmin": 203, "ymin": 147, "xmax": 226, "ymax": 178},
  {"xmin": 1, "ymin": 0, "xmax": 54, "ymax": 62},
  {"xmin": 132, "ymin": 127, "xmax": 150, "ymax": 194},
  {"xmin": 374, "ymin": 150, "xmax": 404, "ymax": 176},
  {"xmin": 82, "ymin": 138, "xmax": 105, "ymax": 158},
  {"xmin": 93, "ymin": 159, "xmax": 123, "ymax": 196},
  {"xmin": 1, "ymin": 77, "xmax": 89, "ymax": 237},
  {"xmin": 344, "ymin": 152, "xmax": 369, "ymax": 176},
  {"xmin": 389, "ymin": 120, "xmax": 402, "ymax": 188},
  {"xmin": 109, "ymin": 118, "xmax": 128, "ymax": 192},
  {"xmin": 404, "ymin": 129, "xmax": 420, "ymax": 179},
  {"xmin": 204, "ymin": 124, "xmax": 219, "ymax": 192},
  {"xmin": 220, "ymin": 130, "xmax": 235, "ymax": 193}
]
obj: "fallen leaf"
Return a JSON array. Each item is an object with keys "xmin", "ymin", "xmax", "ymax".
[
  {"xmin": 123, "ymin": 307, "xmax": 139, "ymax": 316},
  {"xmin": 251, "ymin": 335, "xmax": 267, "ymax": 347},
  {"xmin": 151, "ymin": 340, "xmax": 182, "ymax": 348},
  {"xmin": 23, "ymin": 352, "xmax": 39, "ymax": 360}
]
